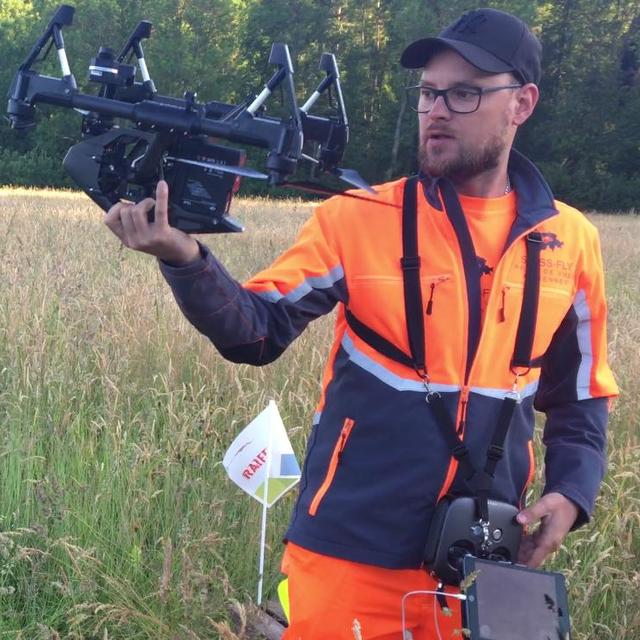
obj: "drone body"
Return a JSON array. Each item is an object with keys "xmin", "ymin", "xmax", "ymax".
[{"xmin": 7, "ymin": 4, "xmax": 377, "ymax": 233}]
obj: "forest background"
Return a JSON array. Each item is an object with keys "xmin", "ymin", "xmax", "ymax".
[{"xmin": 1, "ymin": 0, "xmax": 640, "ymax": 212}]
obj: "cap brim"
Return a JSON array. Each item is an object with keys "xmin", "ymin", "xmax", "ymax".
[{"xmin": 400, "ymin": 37, "xmax": 513, "ymax": 74}]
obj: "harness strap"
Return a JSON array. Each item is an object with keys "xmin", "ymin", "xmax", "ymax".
[
  {"xmin": 470, "ymin": 394, "xmax": 519, "ymax": 522},
  {"xmin": 401, "ymin": 175, "xmax": 426, "ymax": 373},
  {"xmin": 512, "ymin": 231, "xmax": 544, "ymax": 369},
  {"xmin": 344, "ymin": 308, "xmax": 414, "ymax": 369},
  {"xmin": 427, "ymin": 392, "xmax": 475, "ymax": 483}
]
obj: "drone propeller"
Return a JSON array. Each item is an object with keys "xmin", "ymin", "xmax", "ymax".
[
  {"xmin": 330, "ymin": 167, "xmax": 376, "ymax": 194},
  {"xmin": 165, "ymin": 156, "xmax": 269, "ymax": 180},
  {"xmin": 299, "ymin": 153, "xmax": 377, "ymax": 194},
  {"xmin": 280, "ymin": 180, "xmax": 399, "ymax": 208}
]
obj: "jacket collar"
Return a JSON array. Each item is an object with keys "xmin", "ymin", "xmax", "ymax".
[{"xmin": 418, "ymin": 148, "xmax": 559, "ymax": 240}]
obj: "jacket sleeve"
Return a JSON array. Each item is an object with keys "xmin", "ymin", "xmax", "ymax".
[
  {"xmin": 158, "ymin": 205, "xmax": 347, "ymax": 365},
  {"xmin": 533, "ymin": 224, "xmax": 618, "ymax": 527}
]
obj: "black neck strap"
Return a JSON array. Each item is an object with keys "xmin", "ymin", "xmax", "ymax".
[
  {"xmin": 511, "ymin": 231, "xmax": 543, "ymax": 369},
  {"xmin": 401, "ymin": 175, "xmax": 426, "ymax": 374}
]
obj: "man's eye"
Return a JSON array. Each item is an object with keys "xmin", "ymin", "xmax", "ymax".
[
  {"xmin": 420, "ymin": 88, "xmax": 435, "ymax": 99},
  {"xmin": 451, "ymin": 88, "xmax": 476, "ymax": 101}
]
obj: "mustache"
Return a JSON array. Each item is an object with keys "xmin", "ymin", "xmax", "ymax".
[{"xmin": 424, "ymin": 126, "xmax": 455, "ymax": 137}]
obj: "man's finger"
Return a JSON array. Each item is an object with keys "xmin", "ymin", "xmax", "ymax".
[
  {"xmin": 104, "ymin": 201, "xmax": 124, "ymax": 227},
  {"xmin": 119, "ymin": 206, "xmax": 138, "ymax": 246},
  {"xmin": 517, "ymin": 494, "xmax": 553, "ymax": 525},
  {"xmin": 154, "ymin": 180, "xmax": 170, "ymax": 226},
  {"xmin": 130, "ymin": 197, "xmax": 156, "ymax": 236},
  {"xmin": 526, "ymin": 545, "xmax": 548, "ymax": 569}
]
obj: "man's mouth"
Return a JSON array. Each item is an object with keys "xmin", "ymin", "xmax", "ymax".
[{"xmin": 427, "ymin": 131, "xmax": 454, "ymax": 140}]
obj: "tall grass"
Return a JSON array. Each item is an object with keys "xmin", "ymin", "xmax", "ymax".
[{"xmin": 0, "ymin": 189, "xmax": 638, "ymax": 639}]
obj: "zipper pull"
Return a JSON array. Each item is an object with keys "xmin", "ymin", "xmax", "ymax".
[
  {"xmin": 426, "ymin": 282, "xmax": 436, "ymax": 315},
  {"xmin": 498, "ymin": 288, "xmax": 507, "ymax": 323},
  {"xmin": 457, "ymin": 387, "xmax": 470, "ymax": 434},
  {"xmin": 337, "ymin": 418, "xmax": 354, "ymax": 463}
]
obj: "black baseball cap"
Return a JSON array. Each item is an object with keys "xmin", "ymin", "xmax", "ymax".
[{"xmin": 400, "ymin": 8, "xmax": 542, "ymax": 85}]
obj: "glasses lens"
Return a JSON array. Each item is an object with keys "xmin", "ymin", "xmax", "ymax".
[
  {"xmin": 405, "ymin": 86, "xmax": 482, "ymax": 113},
  {"xmin": 446, "ymin": 87, "xmax": 481, "ymax": 113}
]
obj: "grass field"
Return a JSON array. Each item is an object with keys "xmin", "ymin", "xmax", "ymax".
[{"xmin": 0, "ymin": 188, "xmax": 638, "ymax": 639}]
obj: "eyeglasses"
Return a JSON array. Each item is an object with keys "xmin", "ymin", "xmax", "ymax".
[{"xmin": 405, "ymin": 84, "xmax": 522, "ymax": 114}]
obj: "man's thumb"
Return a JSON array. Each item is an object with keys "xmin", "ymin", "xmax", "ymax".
[{"xmin": 517, "ymin": 495, "xmax": 551, "ymax": 525}]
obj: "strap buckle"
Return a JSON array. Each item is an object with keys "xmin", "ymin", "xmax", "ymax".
[
  {"xmin": 400, "ymin": 256, "xmax": 420, "ymax": 271},
  {"xmin": 452, "ymin": 443, "xmax": 469, "ymax": 460},
  {"xmin": 487, "ymin": 444, "xmax": 504, "ymax": 461},
  {"xmin": 527, "ymin": 231, "xmax": 543, "ymax": 243}
]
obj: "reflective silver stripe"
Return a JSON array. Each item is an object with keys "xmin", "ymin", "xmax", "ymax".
[
  {"xmin": 313, "ymin": 412, "xmax": 321, "ymax": 426},
  {"xmin": 573, "ymin": 289, "xmax": 594, "ymax": 400},
  {"xmin": 342, "ymin": 332, "xmax": 538, "ymax": 398},
  {"xmin": 341, "ymin": 333, "xmax": 460, "ymax": 393},
  {"xmin": 253, "ymin": 264, "xmax": 344, "ymax": 303},
  {"xmin": 471, "ymin": 380, "xmax": 539, "ymax": 401}
]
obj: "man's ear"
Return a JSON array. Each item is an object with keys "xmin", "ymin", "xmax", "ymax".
[{"xmin": 512, "ymin": 84, "xmax": 539, "ymax": 126}]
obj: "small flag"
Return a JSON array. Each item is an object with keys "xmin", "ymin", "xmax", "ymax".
[{"xmin": 222, "ymin": 400, "xmax": 301, "ymax": 507}]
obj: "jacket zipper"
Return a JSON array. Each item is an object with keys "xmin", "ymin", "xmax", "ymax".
[
  {"xmin": 308, "ymin": 418, "xmax": 356, "ymax": 516},
  {"xmin": 437, "ymin": 224, "xmax": 547, "ymax": 500}
]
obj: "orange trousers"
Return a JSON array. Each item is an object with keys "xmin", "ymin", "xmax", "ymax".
[{"xmin": 281, "ymin": 542, "xmax": 462, "ymax": 640}]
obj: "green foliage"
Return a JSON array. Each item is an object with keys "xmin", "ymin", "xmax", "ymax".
[
  {"xmin": 1, "ymin": 0, "xmax": 639, "ymax": 209},
  {"xmin": 0, "ymin": 148, "xmax": 68, "ymax": 187}
]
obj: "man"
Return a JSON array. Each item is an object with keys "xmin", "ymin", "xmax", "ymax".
[{"xmin": 105, "ymin": 8, "xmax": 618, "ymax": 639}]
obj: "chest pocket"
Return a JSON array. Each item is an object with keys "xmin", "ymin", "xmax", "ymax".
[
  {"xmin": 501, "ymin": 282, "xmax": 574, "ymax": 359},
  {"xmin": 348, "ymin": 273, "xmax": 458, "ymax": 371}
]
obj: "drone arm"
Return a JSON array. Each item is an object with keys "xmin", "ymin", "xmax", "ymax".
[
  {"xmin": 246, "ymin": 44, "xmax": 299, "ymax": 123},
  {"xmin": 21, "ymin": 5, "xmax": 74, "ymax": 70},
  {"xmin": 300, "ymin": 54, "xmax": 347, "ymax": 127},
  {"xmin": 324, "ymin": 54, "xmax": 348, "ymax": 128},
  {"xmin": 8, "ymin": 64, "xmax": 301, "ymax": 164},
  {"xmin": 297, "ymin": 53, "xmax": 349, "ymax": 174},
  {"xmin": 116, "ymin": 21, "xmax": 156, "ymax": 94},
  {"xmin": 300, "ymin": 53, "xmax": 337, "ymax": 113}
]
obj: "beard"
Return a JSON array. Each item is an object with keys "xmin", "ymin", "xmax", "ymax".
[{"xmin": 418, "ymin": 121, "xmax": 510, "ymax": 182}]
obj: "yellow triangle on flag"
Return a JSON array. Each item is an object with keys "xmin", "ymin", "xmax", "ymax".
[{"xmin": 277, "ymin": 578, "xmax": 291, "ymax": 624}]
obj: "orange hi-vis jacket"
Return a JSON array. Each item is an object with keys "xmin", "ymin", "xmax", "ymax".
[{"xmin": 161, "ymin": 150, "xmax": 618, "ymax": 569}]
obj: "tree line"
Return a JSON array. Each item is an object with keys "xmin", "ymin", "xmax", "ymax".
[{"xmin": 1, "ymin": 0, "xmax": 639, "ymax": 212}]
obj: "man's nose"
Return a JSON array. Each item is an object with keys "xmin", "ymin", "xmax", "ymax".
[{"xmin": 428, "ymin": 95, "xmax": 451, "ymax": 119}]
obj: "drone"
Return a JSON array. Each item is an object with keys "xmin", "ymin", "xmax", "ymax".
[{"xmin": 7, "ymin": 5, "xmax": 381, "ymax": 233}]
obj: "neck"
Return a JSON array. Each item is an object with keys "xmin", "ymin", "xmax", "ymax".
[{"xmin": 450, "ymin": 158, "xmax": 511, "ymax": 198}]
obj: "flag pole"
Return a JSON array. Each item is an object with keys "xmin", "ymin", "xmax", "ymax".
[{"xmin": 257, "ymin": 399, "xmax": 275, "ymax": 606}]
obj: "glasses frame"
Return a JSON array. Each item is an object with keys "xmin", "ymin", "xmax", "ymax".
[{"xmin": 405, "ymin": 83, "xmax": 523, "ymax": 114}]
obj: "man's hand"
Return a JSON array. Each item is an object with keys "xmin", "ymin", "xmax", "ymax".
[
  {"xmin": 516, "ymin": 492, "xmax": 579, "ymax": 568},
  {"xmin": 104, "ymin": 180, "xmax": 200, "ymax": 266}
]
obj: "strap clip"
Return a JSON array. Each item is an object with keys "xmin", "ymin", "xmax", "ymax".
[
  {"xmin": 487, "ymin": 444, "xmax": 504, "ymax": 461},
  {"xmin": 400, "ymin": 256, "xmax": 420, "ymax": 271},
  {"xmin": 452, "ymin": 443, "xmax": 469, "ymax": 460}
]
